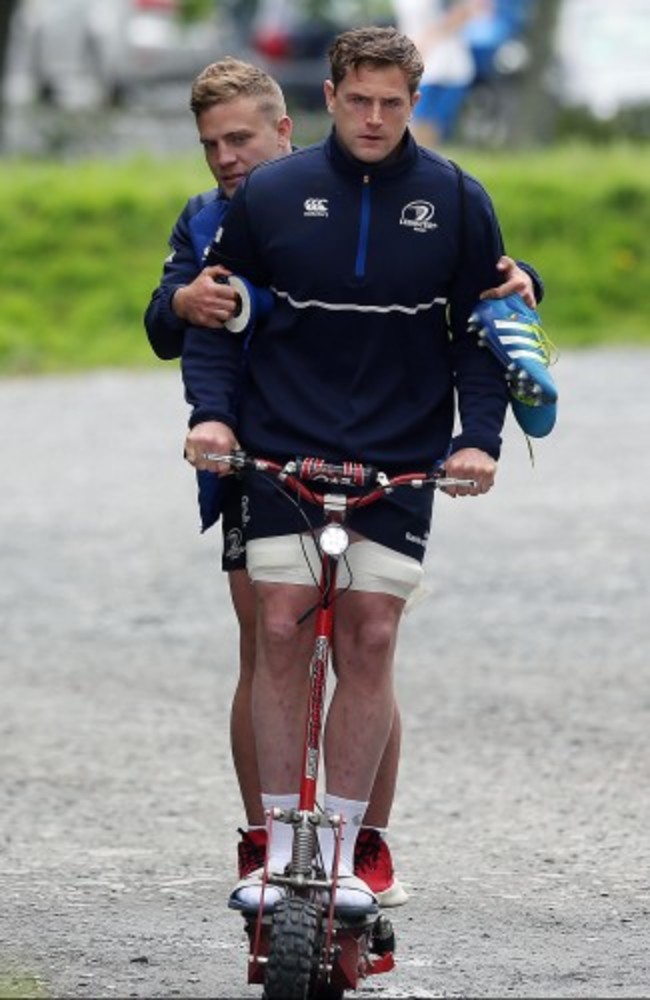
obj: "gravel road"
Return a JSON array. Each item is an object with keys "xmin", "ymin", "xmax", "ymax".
[{"xmin": 2, "ymin": 350, "xmax": 650, "ymax": 999}]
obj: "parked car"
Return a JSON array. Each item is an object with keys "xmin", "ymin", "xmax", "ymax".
[
  {"xmin": 247, "ymin": 0, "xmax": 395, "ymax": 108},
  {"xmin": 8, "ymin": 0, "xmax": 245, "ymax": 107},
  {"xmin": 248, "ymin": 0, "xmax": 537, "ymax": 127}
]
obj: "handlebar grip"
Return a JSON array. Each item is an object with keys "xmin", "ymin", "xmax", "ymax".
[{"xmin": 295, "ymin": 457, "xmax": 378, "ymax": 487}]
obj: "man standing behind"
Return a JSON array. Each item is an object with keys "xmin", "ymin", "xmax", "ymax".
[
  {"xmin": 144, "ymin": 57, "xmax": 293, "ymax": 884},
  {"xmin": 182, "ymin": 27, "xmax": 530, "ymax": 914}
]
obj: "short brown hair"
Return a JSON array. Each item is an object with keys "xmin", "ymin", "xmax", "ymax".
[
  {"xmin": 328, "ymin": 26, "xmax": 424, "ymax": 95},
  {"xmin": 190, "ymin": 57, "xmax": 287, "ymax": 119}
]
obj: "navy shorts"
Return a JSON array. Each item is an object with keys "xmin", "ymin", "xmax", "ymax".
[
  {"xmin": 239, "ymin": 469, "xmax": 435, "ymax": 565},
  {"xmin": 221, "ymin": 477, "xmax": 247, "ymax": 572}
]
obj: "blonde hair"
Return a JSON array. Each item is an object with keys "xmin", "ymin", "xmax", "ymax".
[
  {"xmin": 328, "ymin": 26, "xmax": 424, "ymax": 95},
  {"xmin": 190, "ymin": 57, "xmax": 287, "ymax": 120}
]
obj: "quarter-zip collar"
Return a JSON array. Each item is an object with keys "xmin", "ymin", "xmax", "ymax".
[{"xmin": 324, "ymin": 128, "xmax": 418, "ymax": 181}]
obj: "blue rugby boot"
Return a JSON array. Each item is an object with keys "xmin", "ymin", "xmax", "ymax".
[
  {"xmin": 468, "ymin": 293, "xmax": 558, "ymax": 407},
  {"xmin": 510, "ymin": 395, "xmax": 557, "ymax": 438}
]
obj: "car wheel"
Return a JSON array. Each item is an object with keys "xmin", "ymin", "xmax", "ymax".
[
  {"xmin": 81, "ymin": 35, "xmax": 128, "ymax": 108},
  {"xmin": 30, "ymin": 27, "xmax": 58, "ymax": 105}
]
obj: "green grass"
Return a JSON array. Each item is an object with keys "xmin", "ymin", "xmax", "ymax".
[
  {"xmin": 0, "ymin": 972, "xmax": 46, "ymax": 998},
  {"xmin": 0, "ymin": 141, "xmax": 648, "ymax": 374}
]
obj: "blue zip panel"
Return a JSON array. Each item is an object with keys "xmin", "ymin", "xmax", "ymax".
[{"xmin": 355, "ymin": 175, "xmax": 371, "ymax": 278}]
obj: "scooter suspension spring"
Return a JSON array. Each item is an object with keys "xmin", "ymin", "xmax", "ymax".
[{"xmin": 291, "ymin": 821, "xmax": 316, "ymax": 876}]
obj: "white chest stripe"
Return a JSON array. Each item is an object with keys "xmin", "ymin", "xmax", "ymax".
[{"xmin": 271, "ymin": 288, "xmax": 448, "ymax": 315}]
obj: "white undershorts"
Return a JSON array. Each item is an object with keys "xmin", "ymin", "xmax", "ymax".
[{"xmin": 246, "ymin": 533, "xmax": 423, "ymax": 601}]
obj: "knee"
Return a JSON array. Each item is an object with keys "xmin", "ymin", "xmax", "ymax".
[
  {"xmin": 257, "ymin": 610, "xmax": 310, "ymax": 692},
  {"xmin": 259, "ymin": 607, "xmax": 302, "ymax": 653},
  {"xmin": 343, "ymin": 617, "xmax": 396, "ymax": 669},
  {"xmin": 255, "ymin": 584, "xmax": 317, "ymax": 683},
  {"xmin": 358, "ymin": 617, "xmax": 395, "ymax": 658}
]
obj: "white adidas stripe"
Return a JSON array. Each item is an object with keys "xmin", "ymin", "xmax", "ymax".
[
  {"xmin": 507, "ymin": 350, "xmax": 543, "ymax": 361},
  {"xmin": 493, "ymin": 334, "xmax": 539, "ymax": 348},
  {"xmin": 494, "ymin": 319, "xmax": 537, "ymax": 334}
]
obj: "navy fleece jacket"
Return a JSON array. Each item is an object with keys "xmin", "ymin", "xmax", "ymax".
[{"xmin": 183, "ymin": 130, "xmax": 517, "ymax": 468}]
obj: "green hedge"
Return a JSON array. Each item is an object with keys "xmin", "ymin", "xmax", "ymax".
[
  {"xmin": 0, "ymin": 155, "xmax": 206, "ymax": 373},
  {"xmin": 458, "ymin": 143, "xmax": 649, "ymax": 347},
  {"xmin": 0, "ymin": 142, "xmax": 648, "ymax": 374}
]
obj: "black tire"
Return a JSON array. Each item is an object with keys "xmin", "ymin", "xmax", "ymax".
[
  {"xmin": 312, "ymin": 984, "xmax": 344, "ymax": 1000},
  {"xmin": 30, "ymin": 28, "xmax": 57, "ymax": 105},
  {"xmin": 263, "ymin": 897, "xmax": 321, "ymax": 1000}
]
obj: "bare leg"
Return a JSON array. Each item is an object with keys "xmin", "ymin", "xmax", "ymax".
[
  {"xmin": 228, "ymin": 569, "xmax": 263, "ymax": 825},
  {"xmin": 228, "ymin": 570, "xmax": 404, "ymax": 826},
  {"xmin": 325, "ymin": 590, "xmax": 404, "ymax": 800},
  {"xmin": 251, "ymin": 581, "xmax": 319, "ymax": 792},
  {"xmin": 331, "ymin": 627, "xmax": 401, "ymax": 829},
  {"xmin": 364, "ymin": 703, "xmax": 401, "ymax": 828},
  {"xmin": 232, "ymin": 562, "xmax": 402, "ymax": 827}
]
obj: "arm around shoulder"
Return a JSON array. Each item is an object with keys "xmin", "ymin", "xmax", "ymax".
[{"xmin": 144, "ymin": 196, "xmax": 209, "ymax": 360}]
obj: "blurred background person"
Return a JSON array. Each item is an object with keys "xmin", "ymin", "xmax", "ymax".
[
  {"xmin": 393, "ymin": 0, "xmax": 491, "ymax": 147},
  {"xmin": 462, "ymin": 0, "xmax": 534, "ymax": 81}
]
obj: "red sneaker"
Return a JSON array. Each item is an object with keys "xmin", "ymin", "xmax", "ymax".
[
  {"xmin": 353, "ymin": 828, "xmax": 408, "ymax": 907},
  {"xmin": 237, "ymin": 827, "xmax": 267, "ymax": 878}
]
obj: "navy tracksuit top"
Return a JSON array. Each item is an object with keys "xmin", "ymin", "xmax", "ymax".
[
  {"xmin": 144, "ymin": 188, "xmax": 229, "ymax": 360},
  {"xmin": 183, "ymin": 130, "xmax": 511, "ymax": 470}
]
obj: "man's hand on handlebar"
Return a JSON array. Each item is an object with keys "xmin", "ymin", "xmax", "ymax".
[
  {"xmin": 441, "ymin": 447, "xmax": 497, "ymax": 497},
  {"xmin": 182, "ymin": 440, "xmax": 494, "ymax": 496},
  {"xmin": 184, "ymin": 421, "xmax": 239, "ymax": 474}
]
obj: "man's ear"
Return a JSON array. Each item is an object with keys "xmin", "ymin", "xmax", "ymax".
[
  {"xmin": 277, "ymin": 114, "xmax": 293, "ymax": 150},
  {"xmin": 324, "ymin": 79, "xmax": 335, "ymax": 113}
]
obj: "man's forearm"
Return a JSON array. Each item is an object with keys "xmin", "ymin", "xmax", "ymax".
[{"xmin": 182, "ymin": 325, "xmax": 243, "ymax": 429}]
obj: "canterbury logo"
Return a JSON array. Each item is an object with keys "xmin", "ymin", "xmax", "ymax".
[
  {"xmin": 304, "ymin": 197, "xmax": 329, "ymax": 217},
  {"xmin": 400, "ymin": 200, "xmax": 437, "ymax": 233}
]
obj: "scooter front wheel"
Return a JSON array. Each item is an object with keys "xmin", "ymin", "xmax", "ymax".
[
  {"xmin": 312, "ymin": 983, "xmax": 344, "ymax": 1000},
  {"xmin": 262, "ymin": 897, "xmax": 321, "ymax": 1000}
]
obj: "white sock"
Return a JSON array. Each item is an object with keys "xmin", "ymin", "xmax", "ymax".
[
  {"xmin": 262, "ymin": 792, "xmax": 299, "ymax": 872},
  {"xmin": 320, "ymin": 793, "xmax": 369, "ymax": 875}
]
